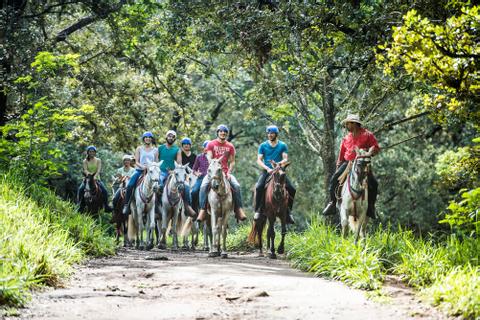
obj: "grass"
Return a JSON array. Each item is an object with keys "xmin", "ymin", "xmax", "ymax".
[
  {"xmin": 227, "ymin": 216, "xmax": 479, "ymax": 318},
  {"xmin": 0, "ymin": 171, "xmax": 115, "ymax": 307}
]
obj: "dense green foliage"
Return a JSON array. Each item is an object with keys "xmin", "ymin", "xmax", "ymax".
[{"xmin": 0, "ymin": 171, "xmax": 115, "ymax": 306}]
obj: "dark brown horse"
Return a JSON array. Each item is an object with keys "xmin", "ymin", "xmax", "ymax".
[
  {"xmin": 112, "ymin": 176, "xmax": 130, "ymax": 246},
  {"xmin": 82, "ymin": 174, "xmax": 104, "ymax": 216},
  {"xmin": 248, "ymin": 161, "xmax": 289, "ymax": 259}
]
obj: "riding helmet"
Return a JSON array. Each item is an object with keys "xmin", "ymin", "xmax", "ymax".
[
  {"xmin": 142, "ymin": 131, "xmax": 154, "ymax": 139},
  {"xmin": 86, "ymin": 145, "xmax": 97, "ymax": 152},
  {"xmin": 181, "ymin": 137, "xmax": 192, "ymax": 145},
  {"xmin": 166, "ymin": 130, "xmax": 177, "ymax": 138},
  {"xmin": 266, "ymin": 125, "xmax": 279, "ymax": 134},
  {"xmin": 203, "ymin": 140, "xmax": 209, "ymax": 148},
  {"xmin": 216, "ymin": 124, "xmax": 229, "ymax": 133}
]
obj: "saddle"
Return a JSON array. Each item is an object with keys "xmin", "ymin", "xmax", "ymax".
[{"xmin": 335, "ymin": 162, "xmax": 352, "ymax": 201}]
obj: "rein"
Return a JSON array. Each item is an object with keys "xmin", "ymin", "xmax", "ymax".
[{"xmin": 346, "ymin": 158, "xmax": 369, "ymax": 221}]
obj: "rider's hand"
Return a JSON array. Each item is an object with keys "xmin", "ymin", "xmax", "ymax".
[{"xmin": 266, "ymin": 168, "xmax": 273, "ymax": 174}]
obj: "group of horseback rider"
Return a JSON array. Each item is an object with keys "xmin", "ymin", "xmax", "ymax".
[{"xmin": 77, "ymin": 113, "xmax": 380, "ymax": 222}]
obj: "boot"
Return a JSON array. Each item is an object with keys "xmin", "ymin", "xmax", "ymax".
[
  {"xmin": 367, "ymin": 204, "xmax": 376, "ymax": 219},
  {"xmin": 196, "ymin": 209, "xmax": 207, "ymax": 222},
  {"xmin": 286, "ymin": 210, "xmax": 295, "ymax": 224},
  {"xmin": 253, "ymin": 212, "xmax": 262, "ymax": 221},
  {"xmin": 122, "ymin": 202, "xmax": 131, "ymax": 216},
  {"xmin": 234, "ymin": 207, "xmax": 247, "ymax": 222},
  {"xmin": 185, "ymin": 204, "xmax": 197, "ymax": 219},
  {"xmin": 322, "ymin": 201, "xmax": 336, "ymax": 216}
]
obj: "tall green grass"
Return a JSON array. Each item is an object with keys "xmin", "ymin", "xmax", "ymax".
[
  {"xmin": 227, "ymin": 217, "xmax": 479, "ymax": 318},
  {"xmin": 0, "ymin": 172, "xmax": 115, "ymax": 307}
]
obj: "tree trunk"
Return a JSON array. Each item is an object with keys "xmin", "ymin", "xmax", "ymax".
[{"xmin": 320, "ymin": 75, "xmax": 337, "ymax": 205}]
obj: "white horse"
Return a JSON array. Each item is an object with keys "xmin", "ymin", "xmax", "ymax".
[
  {"xmin": 338, "ymin": 148, "xmax": 371, "ymax": 244},
  {"xmin": 158, "ymin": 162, "xmax": 191, "ymax": 250},
  {"xmin": 128, "ymin": 161, "xmax": 160, "ymax": 250},
  {"xmin": 206, "ymin": 157, "xmax": 233, "ymax": 258}
]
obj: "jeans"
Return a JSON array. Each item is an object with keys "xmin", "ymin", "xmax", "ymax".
[
  {"xmin": 199, "ymin": 174, "xmax": 243, "ymax": 210},
  {"xmin": 254, "ymin": 170, "xmax": 296, "ymax": 213},
  {"xmin": 124, "ymin": 169, "xmax": 143, "ymax": 205},
  {"xmin": 191, "ymin": 175, "xmax": 205, "ymax": 212}
]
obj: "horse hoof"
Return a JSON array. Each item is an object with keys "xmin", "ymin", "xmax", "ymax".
[
  {"xmin": 146, "ymin": 244, "xmax": 154, "ymax": 251},
  {"xmin": 277, "ymin": 247, "xmax": 285, "ymax": 255},
  {"xmin": 268, "ymin": 253, "xmax": 277, "ymax": 259},
  {"xmin": 208, "ymin": 252, "xmax": 220, "ymax": 257},
  {"xmin": 258, "ymin": 252, "xmax": 264, "ymax": 257},
  {"xmin": 221, "ymin": 253, "xmax": 228, "ymax": 259},
  {"xmin": 158, "ymin": 243, "xmax": 166, "ymax": 250},
  {"xmin": 139, "ymin": 245, "xmax": 145, "ymax": 251},
  {"xmin": 203, "ymin": 247, "xmax": 209, "ymax": 252},
  {"xmin": 171, "ymin": 247, "xmax": 178, "ymax": 252}
]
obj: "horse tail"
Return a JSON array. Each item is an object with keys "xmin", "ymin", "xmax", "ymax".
[
  {"xmin": 128, "ymin": 214, "xmax": 137, "ymax": 240},
  {"xmin": 180, "ymin": 217, "xmax": 193, "ymax": 237},
  {"xmin": 247, "ymin": 220, "xmax": 264, "ymax": 246}
]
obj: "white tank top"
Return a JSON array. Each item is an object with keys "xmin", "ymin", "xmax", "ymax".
[{"xmin": 139, "ymin": 146, "xmax": 157, "ymax": 165}]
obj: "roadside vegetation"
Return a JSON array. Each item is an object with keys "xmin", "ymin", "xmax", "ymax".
[{"xmin": 0, "ymin": 172, "xmax": 115, "ymax": 307}]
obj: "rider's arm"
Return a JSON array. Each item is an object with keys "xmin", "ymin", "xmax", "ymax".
[
  {"xmin": 367, "ymin": 132, "xmax": 380, "ymax": 157},
  {"xmin": 280, "ymin": 151, "xmax": 289, "ymax": 166},
  {"xmin": 82, "ymin": 159, "xmax": 89, "ymax": 176},
  {"xmin": 176, "ymin": 149, "xmax": 182, "ymax": 165},
  {"xmin": 95, "ymin": 159, "xmax": 102, "ymax": 179},
  {"xmin": 228, "ymin": 152, "xmax": 235, "ymax": 174},
  {"xmin": 206, "ymin": 150, "xmax": 213, "ymax": 161},
  {"xmin": 257, "ymin": 153, "xmax": 271, "ymax": 172},
  {"xmin": 134, "ymin": 147, "xmax": 143, "ymax": 170}
]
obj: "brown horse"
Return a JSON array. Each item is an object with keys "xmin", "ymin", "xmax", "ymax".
[
  {"xmin": 112, "ymin": 176, "xmax": 130, "ymax": 246},
  {"xmin": 82, "ymin": 174, "xmax": 104, "ymax": 216},
  {"xmin": 248, "ymin": 161, "xmax": 289, "ymax": 259}
]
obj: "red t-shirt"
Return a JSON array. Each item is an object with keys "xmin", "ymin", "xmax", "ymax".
[
  {"xmin": 206, "ymin": 139, "xmax": 236, "ymax": 174},
  {"xmin": 337, "ymin": 128, "xmax": 380, "ymax": 165}
]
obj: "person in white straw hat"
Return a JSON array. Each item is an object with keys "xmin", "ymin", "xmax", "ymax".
[{"xmin": 322, "ymin": 114, "xmax": 380, "ymax": 218}]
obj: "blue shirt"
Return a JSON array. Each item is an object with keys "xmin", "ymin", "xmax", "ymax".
[
  {"xmin": 158, "ymin": 144, "xmax": 179, "ymax": 172},
  {"xmin": 258, "ymin": 140, "xmax": 288, "ymax": 169}
]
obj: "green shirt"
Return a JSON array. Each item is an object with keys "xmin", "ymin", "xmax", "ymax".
[{"xmin": 158, "ymin": 144, "xmax": 179, "ymax": 172}]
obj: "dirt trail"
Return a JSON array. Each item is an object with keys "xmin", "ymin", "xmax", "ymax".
[{"xmin": 12, "ymin": 248, "xmax": 449, "ymax": 320}]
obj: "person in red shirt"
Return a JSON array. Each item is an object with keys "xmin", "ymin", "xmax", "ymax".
[
  {"xmin": 322, "ymin": 114, "xmax": 380, "ymax": 218},
  {"xmin": 196, "ymin": 124, "xmax": 247, "ymax": 222}
]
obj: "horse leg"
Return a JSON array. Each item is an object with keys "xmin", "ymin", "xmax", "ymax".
[
  {"xmin": 221, "ymin": 215, "xmax": 228, "ymax": 259},
  {"xmin": 256, "ymin": 217, "xmax": 265, "ymax": 257},
  {"xmin": 171, "ymin": 208, "xmax": 179, "ymax": 251},
  {"xmin": 115, "ymin": 222, "xmax": 120, "ymax": 245},
  {"xmin": 158, "ymin": 206, "xmax": 168, "ymax": 249},
  {"xmin": 123, "ymin": 220, "xmax": 128, "ymax": 247},
  {"xmin": 267, "ymin": 218, "xmax": 276, "ymax": 259},
  {"xmin": 340, "ymin": 207, "xmax": 349, "ymax": 239},
  {"xmin": 208, "ymin": 209, "xmax": 219, "ymax": 257},
  {"xmin": 202, "ymin": 222, "xmax": 209, "ymax": 251},
  {"xmin": 277, "ymin": 217, "xmax": 287, "ymax": 255},
  {"xmin": 146, "ymin": 207, "xmax": 155, "ymax": 250}
]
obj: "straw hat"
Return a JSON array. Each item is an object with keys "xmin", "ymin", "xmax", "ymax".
[{"xmin": 341, "ymin": 114, "xmax": 362, "ymax": 125}]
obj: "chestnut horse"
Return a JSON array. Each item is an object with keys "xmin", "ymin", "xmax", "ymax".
[{"xmin": 248, "ymin": 162, "xmax": 289, "ymax": 259}]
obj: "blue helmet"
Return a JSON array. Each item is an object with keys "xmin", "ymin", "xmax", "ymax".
[
  {"xmin": 86, "ymin": 145, "xmax": 97, "ymax": 152},
  {"xmin": 181, "ymin": 137, "xmax": 192, "ymax": 145},
  {"xmin": 203, "ymin": 140, "xmax": 209, "ymax": 148},
  {"xmin": 142, "ymin": 131, "xmax": 154, "ymax": 139},
  {"xmin": 216, "ymin": 124, "xmax": 229, "ymax": 133},
  {"xmin": 266, "ymin": 125, "xmax": 279, "ymax": 134}
]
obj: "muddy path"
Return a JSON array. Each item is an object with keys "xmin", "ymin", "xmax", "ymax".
[{"xmin": 11, "ymin": 248, "xmax": 449, "ymax": 320}]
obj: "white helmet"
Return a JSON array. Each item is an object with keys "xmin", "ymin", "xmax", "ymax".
[
  {"xmin": 123, "ymin": 155, "xmax": 133, "ymax": 161},
  {"xmin": 166, "ymin": 130, "xmax": 177, "ymax": 138}
]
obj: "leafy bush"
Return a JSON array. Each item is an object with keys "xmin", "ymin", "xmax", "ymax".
[
  {"xmin": 0, "ymin": 172, "xmax": 115, "ymax": 307},
  {"xmin": 423, "ymin": 266, "xmax": 480, "ymax": 319}
]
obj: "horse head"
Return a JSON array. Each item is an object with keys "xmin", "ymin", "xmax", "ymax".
[
  {"xmin": 172, "ymin": 162, "xmax": 191, "ymax": 193},
  {"xmin": 208, "ymin": 158, "xmax": 224, "ymax": 191},
  {"xmin": 270, "ymin": 162, "xmax": 288, "ymax": 201},
  {"xmin": 353, "ymin": 148, "xmax": 371, "ymax": 185},
  {"xmin": 145, "ymin": 161, "xmax": 161, "ymax": 193}
]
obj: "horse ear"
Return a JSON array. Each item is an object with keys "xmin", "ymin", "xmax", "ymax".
[
  {"xmin": 282, "ymin": 161, "xmax": 291, "ymax": 169},
  {"xmin": 186, "ymin": 166, "xmax": 192, "ymax": 174},
  {"xmin": 158, "ymin": 160, "xmax": 164, "ymax": 167},
  {"xmin": 174, "ymin": 161, "xmax": 180, "ymax": 168}
]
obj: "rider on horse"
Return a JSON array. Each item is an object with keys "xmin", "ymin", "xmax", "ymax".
[
  {"xmin": 112, "ymin": 155, "xmax": 135, "ymax": 208},
  {"xmin": 197, "ymin": 124, "xmax": 248, "ymax": 222},
  {"xmin": 158, "ymin": 130, "xmax": 196, "ymax": 217},
  {"xmin": 122, "ymin": 132, "xmax": 159, "ymax": 215},
  {"xmin": 191, "ymin": 140, "xmax": 209, "ymax": 213},
  {"xmin": 322, "ymin": 114, "xmax": 380, "ymax": 218},
  {"xmin": 77, "ymin": 146, "xmax": 112, "ymax": 212},
  {"xmin": 254, "ymin": 125, "xmax": 296, "ymax": 224},
  {"xmin": 180, "ymin": 137, "xmax": 196, "ymax": 170}
]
